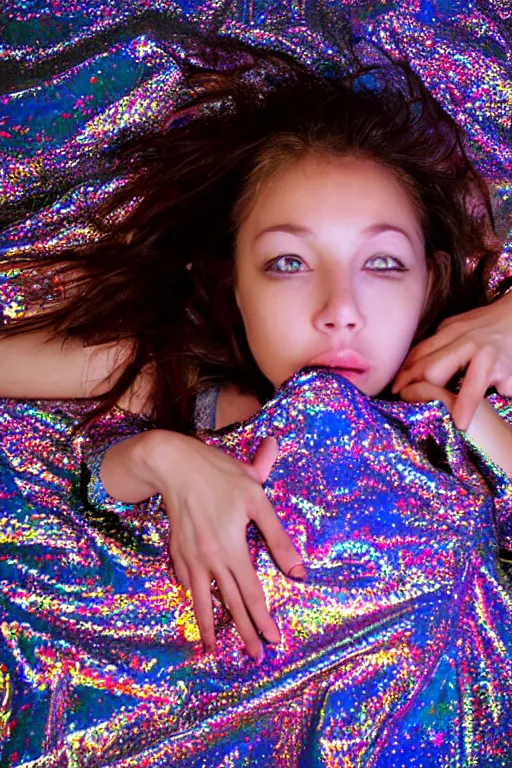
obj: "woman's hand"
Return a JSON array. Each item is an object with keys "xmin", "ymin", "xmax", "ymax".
[
  {"xmin": 392, "ymin": 291, "xmax": 512, "ymax": 431},
  {"xmin": 139, "ymin": 430, "xmax": 305, "ymax": 659}
]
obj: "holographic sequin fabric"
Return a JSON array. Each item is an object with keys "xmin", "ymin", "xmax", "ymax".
[
  {"xmin": 1, "ymin": 1, "xmax": 512, "ymax": 765},
  {"xmin": 1, "ymin": 368, "xmax": 512, "ymax": 765},
  {"xmin": 0, "ymin": 0, "xmax": 511, "ymax": 309}
]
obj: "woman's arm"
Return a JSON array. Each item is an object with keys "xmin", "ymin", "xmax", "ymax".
[
  {"xmin": 464, "ymin": 399, "xmax": 512, "ymax": 476},
  {"xmin": 0, "ymin": 330, "xmax": 134, "ymax": 400}
]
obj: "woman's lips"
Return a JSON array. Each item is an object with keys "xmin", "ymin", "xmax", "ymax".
[{"xmin": 307, "ymin": 350, "xmax": 369, "ymax": 381}]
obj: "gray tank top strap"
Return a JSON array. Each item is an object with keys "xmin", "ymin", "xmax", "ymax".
[{"xmin": 194, "ymin": 384, "xmax": 221, "ymax": 432}]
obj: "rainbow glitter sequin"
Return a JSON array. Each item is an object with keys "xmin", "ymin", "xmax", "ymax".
[
  {"xmin": 1, "ymin": 1, "xmax": 512, "ymax": 765},
  {"xmin": 0, "ymin": 0, "xmax": 510, "ymax": 301},
  {"xmin": 1, "ymin": 369, "xmax": 512, "ymax": 765}
]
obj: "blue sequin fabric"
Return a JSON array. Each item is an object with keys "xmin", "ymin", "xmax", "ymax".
[{"xmin": 1, "ymin": 369, "xmax": 512, "ymax": 765}]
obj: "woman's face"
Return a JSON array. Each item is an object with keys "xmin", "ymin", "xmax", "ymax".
[{"xmin": 234, "ymin": 154, "xmax": 431, "ymax": 395}]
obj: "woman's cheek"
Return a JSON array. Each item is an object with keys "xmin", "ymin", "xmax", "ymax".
[{"xmin": 387, "ymin": 292, "xmax": 423, "ymax": 334}]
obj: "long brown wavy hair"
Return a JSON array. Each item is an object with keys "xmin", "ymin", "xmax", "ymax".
[{"xmin": 1, "ymin": 37, "xmax": 501, "ymax": 432}]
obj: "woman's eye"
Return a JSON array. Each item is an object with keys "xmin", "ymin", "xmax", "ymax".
[
  {"xmin": 366, "ymin": 254, "xmax": 406, "ymax": 272},
  {"xmin": 267, "ymin": 255, "xmax": 306, "ymax": 273}
]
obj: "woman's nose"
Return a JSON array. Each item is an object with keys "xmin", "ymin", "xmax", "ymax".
[{"xmin": 313, "ymin": 280, "xmax": 365, "ymax": 334}]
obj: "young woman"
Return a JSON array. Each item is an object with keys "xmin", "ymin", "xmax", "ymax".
[{"xmin": 1, "ymin": 41, "xmax": 511, "ymax": 765}]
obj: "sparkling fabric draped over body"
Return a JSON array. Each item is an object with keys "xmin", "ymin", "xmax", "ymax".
[
  {"xmin": 1, "ymin": 1, "xmax": 512, "ymax": 765},
  {"xmin": 1, "ymin": 369, "xmax": 512, "ymax": 766}
]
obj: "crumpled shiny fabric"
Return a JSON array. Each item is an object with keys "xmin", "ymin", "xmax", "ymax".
[
  {"xmin": 0, "ymin": 0, "xmax": 511, "ymax": 317},
  {"xmin": 1, "ymin": 2, "xmax": 512, "ymax": 765},
  {"xmin": 0, "ymin": 368, "xmax": 512, "ymax": 766}
]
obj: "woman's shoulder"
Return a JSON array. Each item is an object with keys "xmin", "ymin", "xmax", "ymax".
[{"xmin": 114, "ymin": 371, "xmax": 261, "ymax": 432}]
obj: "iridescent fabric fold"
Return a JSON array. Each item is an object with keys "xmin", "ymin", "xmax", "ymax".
[{"xmin": 1, "ymin": 369, "xmax": 512, "ymax": 766}]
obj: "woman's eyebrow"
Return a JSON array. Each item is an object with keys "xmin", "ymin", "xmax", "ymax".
[
  {"xmin": 363, "ymin": 223, "xmax": 417, "ymax": 247},
  {"xmin": 253, "ymin": 223, "xmax": 312, "ymax": 242},
  {"xmin": 252, "ymin": 222, "xmax": 420, "ymax": 248}
]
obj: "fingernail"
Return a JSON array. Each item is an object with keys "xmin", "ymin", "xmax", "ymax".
[
  {"xmin": 252, "ymin": 647, "xmax": 265, "ymax": 664},
  {"xmin": 287, "ymin": 563, "xmax": 307, "ymax": 581},
  {"xmin": 263, "ymin": 624, "xmax": 281, "ymax": 645},
  {"xmin": 203, "ymin": 642, "xmax": 216, "ymax": 655}
]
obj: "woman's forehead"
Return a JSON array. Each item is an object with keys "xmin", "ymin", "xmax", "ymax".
[{"xmin": 236, "ymin": 154, "xmax": 425, "ymax": 251}]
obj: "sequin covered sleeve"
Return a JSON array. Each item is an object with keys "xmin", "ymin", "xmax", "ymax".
[
  {"xmin": 77, "ymin": 406, "xmax": 160, "ymax": 516},
  {"xmin": 3, "ymin": 369, "xmax": 512, "ymax": 765}
]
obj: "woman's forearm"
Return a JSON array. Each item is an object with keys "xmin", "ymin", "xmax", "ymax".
[
  {"xmin": 0, "ymin": 330, "xmax": 132, "ymax": 399},
  {"xmin": 466, "ymin": 400, "xmax": 512, "ymax": 477}
]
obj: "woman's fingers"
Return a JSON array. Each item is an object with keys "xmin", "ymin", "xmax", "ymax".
[
  {"xmin": 190, "ymin": 545, "xmax": 280, "ymax": 657},
  {"xmin": 252, "ymin": 496, "xmax": 306, "ymax": 581},
  {"xmin": 400, "ymin": 325, "xmax": 458, "ymax": 371},
  {"xmin": 247, "ymin": 436, "xmax": 279, "ymax": 483},
  {"xmin": 451, "ymin": 348, "xmax": 497, "ymax": 431},
  {"xmin": 399, "ymin": 380, "xmax": 455, "ymax": 411},
  {"xmin": 231, "ymin": 549, "xmax": 281, "ymax": 645},
  {"xmin": 398, "ymin": 354, "xmax": 495, "ymax": 433},
  {"xmin": 245, "ymin": 437, "xmax": 306, "ymax": 580},
  {"xmin": 216, "ymin": 569, "xmax": 264, "ymax": 659},
  {"xmin": 163, "ymin": 437, "xmax": 302, "ymax": 659},
  {"xmin": 183, "ymin": 548, "xmax": 273, "ymax": 657},
  {"xmin": 189, "ymin": 569, "xmax": 217, "ymax": 653},
  {"xmin": 393, "ymin": 338, "xmax": 476, "ymax": 393},
  {"xmin": 396, "ymin": 297, "xmax": 512, "ymax": 399},
  {"xmin": 171, "ymin": 548, "xmax": 191, "ymax": 590},
  {"xmin": 395, "ymin": 336, "xmax": 501, "ymax": 430}
]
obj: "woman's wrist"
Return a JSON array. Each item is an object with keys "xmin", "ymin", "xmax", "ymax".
[
  {"xmin": 131, "ymin": 429, "xmax": 195, "ymax": 497},
  {"xmin": 99, "ymin": 429, "xmax": 178, "ymax": 503}
]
